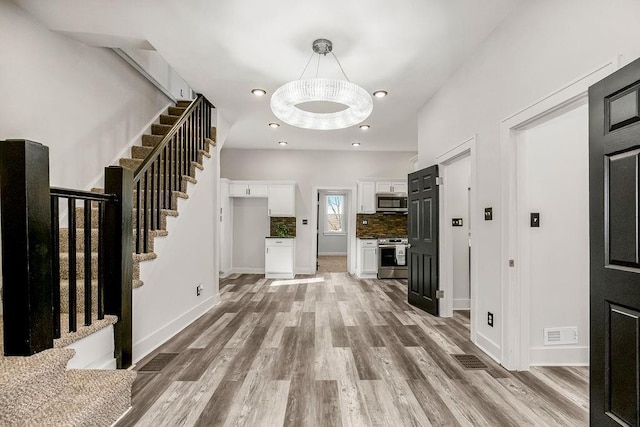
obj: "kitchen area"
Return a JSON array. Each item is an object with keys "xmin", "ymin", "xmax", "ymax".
[
  {"xmin": 355, "ymin": 180, "xmax": 408, "ymax": 280},
  {"xmin": 218, "ymin": 175, "xmax": 410, "ymax": 281}
]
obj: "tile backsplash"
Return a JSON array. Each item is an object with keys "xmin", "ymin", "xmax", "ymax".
[
  {"xmin": 270, "ymin": 217, "xmax": 296, "ymax": 237},
  {"xmin": 356, "ymin": 213, "xmax": 407, "ymax": 238}
]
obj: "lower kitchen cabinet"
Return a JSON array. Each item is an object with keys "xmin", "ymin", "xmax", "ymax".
[
  {"xmin": 265, "ymin": 238, "xmax": 295, "ymax": 279},
  {"xmin": 356, "ymin": 238, "xmax": 378, "ymax": 279}
]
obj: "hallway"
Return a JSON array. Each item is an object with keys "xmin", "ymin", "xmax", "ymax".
[{"xmin": 118, "ymin": 273, "xmax": 588, "ymax": 426}]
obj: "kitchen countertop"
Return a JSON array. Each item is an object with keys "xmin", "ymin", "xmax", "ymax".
[
  {"xmin": 266, "ymin": 236, "xmax": 295, "ymax": 238},
  {"xmin": 358, "ymin": 235, "xmax": 408, "ymax": 239}
]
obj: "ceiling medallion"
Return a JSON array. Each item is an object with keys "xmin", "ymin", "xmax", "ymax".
[{"xmin": 270, "ymin": 39, "xmax": 373, "ymax": 130}]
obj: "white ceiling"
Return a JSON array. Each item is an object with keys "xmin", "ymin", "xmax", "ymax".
[{"xmin": 14, "ymin": 0, "xmax": 522, "ymax": 152}]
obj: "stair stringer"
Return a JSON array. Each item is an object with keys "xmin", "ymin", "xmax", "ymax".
[{"xmin": 132, "ymin": 147, "xmax": 220, "ymax": 363}]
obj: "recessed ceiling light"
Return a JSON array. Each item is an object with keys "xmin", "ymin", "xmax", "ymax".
[
  {"xmin": 359, "ymin": 124, "xmax": 370, "ymax": 130},
  {"xmin": 251, "ymin": 88, "xmax": 267, "ymax": 96},
  {"xmin": 352, "ymin": 142, "xmax": 361, "ymax": 147},
  {"xmin": 278, "ymin": 141, "xmax": 288, "ymax": 146},
  {"xmin": 269, "ymin": 122, "xmax": 280, "ymax": 128},
  {"xmin": 373, "ymin": 90, "xmax": 388, "ymax": 98}
]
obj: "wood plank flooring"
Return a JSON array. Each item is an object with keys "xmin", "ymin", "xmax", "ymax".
[{"xmin": 117, "ymin": 273, "xmax": 589, "ymax": 426}]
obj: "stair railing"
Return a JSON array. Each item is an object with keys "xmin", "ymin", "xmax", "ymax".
[
  {"xmin": 49, "ymin": 187, "xmax": 115, "ymax": 337},
  {"xmin": 133, "ymin": 94, "xmax": 213, "ymax": 254},
  {"xmin": 0, "ymin": 140, "xmax": 133, "ymax": 368}
]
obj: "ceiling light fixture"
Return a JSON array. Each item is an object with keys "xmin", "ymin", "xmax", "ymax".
[
  {"xmin": 373, "ymin": 90, "xmax": 388, "ymax": 98},
  {"xmin": 268, "ymin": 122, "xmax": 280, "ymax": 128},
  {"xmin": 270, "ymin": 39, "xmax": 373, "ymax": 130},
  {"xmin": 352, "ymin": 142, "xmax": 361, "ymax": 147},
  {"xmin": 252, "ymin": 88, "xmax": 267, "ymax": 96},
  {"xmin": 278, "ymin": 141, "xmax": 288, "ymax": 146},
  {"xmin": 359, "ymin": 124, "xmax": 370, "ymax": 130}
]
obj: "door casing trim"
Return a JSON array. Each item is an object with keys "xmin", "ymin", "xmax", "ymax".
[
  {"xmin": 311, "ymin": 186, "xmax": 356, "ymax": 275},
  {"xmin": 499, "ymin": 58, "xmax": 619, "ymax": 371},
  {"xmin": 436, "ymin": 136, "xmax": 478, "ymax": 346}
]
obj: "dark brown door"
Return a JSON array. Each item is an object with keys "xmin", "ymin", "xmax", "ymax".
[
  {"xmin": 408, "ymin": 165, "xmax": 439, "ymax": 315},
  {"xmin": 590, "ymin": 58, "xmax": 640, "ymax": 426}
]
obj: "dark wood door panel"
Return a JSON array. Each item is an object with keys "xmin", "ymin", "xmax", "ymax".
[
  {"xmin": 408, "ymin": 165, "xmax": 439, "ymax": 316},
  {"xmin": 590, "ymin": 57, "xmax": 640, "ymax": 426},
  {"xmin": 605, "ymin": 303, "xmax": 639, "ymax": 426},
  {"xmin": 606, "ymin": 150, "xmax": 639, "ymax": 269}
]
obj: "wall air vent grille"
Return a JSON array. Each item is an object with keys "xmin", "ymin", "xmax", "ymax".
[{"xmin": 543, "ymin": 327, "xmax": 578, "ymax": 345}]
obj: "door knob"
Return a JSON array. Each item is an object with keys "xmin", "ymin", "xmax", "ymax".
[{"xmin": 406, "ymin": 243, "xmax": 411, "ymax": 248}]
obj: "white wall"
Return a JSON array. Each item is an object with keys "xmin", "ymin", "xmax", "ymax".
[
  {"xmin": 417, "ymin": 0, "xmax": 640, "ymax": 361},
  {"xmin": 446, "ymin": 156, "xmax": 470, "ymax": 310},
  {"xmin": 232, "ymin": 198, "xmax": 269, "ymax": 272},
  {"xmin": 0, "ymin": 1, "xmax": 171, "ymax": 190},
  {"xmin": 522, "ymin": 103, "xmax": 589, "ymax": 365},
  {"xmin": 133, "ymin": 152, "xmax": 218, "ymax": 362},
  {"xmin": 318, "ymin": 191, "xmax": 348, "ymax": 255},
  {"xmin": 221, "ymin": 149, "xmax": 415, "ymax": 273}
]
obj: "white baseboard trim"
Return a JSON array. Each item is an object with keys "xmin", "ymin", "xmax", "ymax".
[
  {"xmin": 266, "ymin": 273, "xmax": 295, "ymax": 279},
  {"xmin": 475, "ymin": 332, "xmax": 502, "ymax": 363},
  {"xmin": 133, "ymin": 294, "xmax": 219, "ymax": 363},
  {"xmin": 231, "ymin": 268, "xmax": 265, "ymax": 274},
  {"xmin": 219, "ymin": 270, "xmax": 233, "ymax": 279},
  {"xmin": 453, "ymin": 299, "xmax": 470, "ymax": 310},
  {"xmin": 66, "ymin": 324, "xmax": 116, "ymax": 370},
  {"xmin": 318, "ymin": 252, "xmax": 347, "ymax": 256},
  {"xmin": 356, "ymin": 272, "xmax": 378, "ymax": 279},
  {"xmin": 529, "ymin": 346, "xmax": 589, "ymax": 366},
  {"xmin": 296, "ymin": 268, "xmax": 316, "ymax": 275}
]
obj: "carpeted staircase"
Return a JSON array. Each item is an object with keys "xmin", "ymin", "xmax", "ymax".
[
  {"xmin": 0, "ymin": 346, "xmax": 136, "ymax": 426},
  {"xmin": 0, "ymin": 99, "xmax": 214, "ymax": 426}
]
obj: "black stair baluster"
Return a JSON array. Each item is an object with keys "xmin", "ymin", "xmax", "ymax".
[
  {"xmin": 150, "ymin": 161, "xmax": 156, "ymax": 231},
  {"xmin": 135, "ymin": 180, "xmax": 142, "ymax": 254},
  {"xmin": 156, "ymin": 156, "xmax": 161, "ymax": 228},
  {"xmin": 83, "ymin": 199, "xmax": 92, "ymax": 326},
  {"xmin": 163, "ymin": 145, "xmax": 168, "ymax": 210},
  {"xmin": 97, "ymin": 200, "xmax": 104, "ymax": 319},
  {"xmin": 143, "ymin": 171, "xmax": 149, "ymax": 253},
  {"xmin": 51, "ymin": 196, "xmax": 61, "ymax": 339},
  {"xmin": 180, "ymin": 126, "xmax": 185, "ymax": 182},
  {"xmin": 173, "ymin": 134, "xmax": 178, "ymax": 200},
  {"xmin": 68, "ymin": 197, "xmax": 77, "ymax": 333}
]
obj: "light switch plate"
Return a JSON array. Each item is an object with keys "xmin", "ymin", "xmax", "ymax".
[{"xmin": 484, "ymin": 207, "xmax": 493, "ymax": 221}]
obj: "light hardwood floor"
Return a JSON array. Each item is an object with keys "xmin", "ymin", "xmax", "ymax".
[{"xmin": 118, "ymin": 273, "xmax": 589, "ymax": 426}]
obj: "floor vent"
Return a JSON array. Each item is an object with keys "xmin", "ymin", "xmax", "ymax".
[
  {"xmin": 452, "ymin": 354, "xmax": 488, "ymax": 370},
  {"xmin": 138, "ymin": 353, "xmax": 179, "ymax": 372}
]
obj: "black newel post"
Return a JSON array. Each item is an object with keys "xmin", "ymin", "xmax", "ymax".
[
  {"xmin": 0, "ymin": 140, "xmax": 53, "ymax": 356},
  {"xmin": 103, "ymin": 166, "xmax": 133, "ymax": 369}
]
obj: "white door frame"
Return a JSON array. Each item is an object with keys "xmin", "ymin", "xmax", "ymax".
[
  {"xmin": 311, "ymin": 186, "xmax": 357, "ymax": 274},
  {"xmin": 499, "ymin": 58, "xmax": 618, "ymax": 371},
  {"xmin": 436, "ymin": 135, "xmax": 478, "ymax": 343}
]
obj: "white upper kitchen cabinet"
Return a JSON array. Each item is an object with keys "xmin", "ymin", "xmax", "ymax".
[
  {"xmin": 229, "ymin": 181, "xmax": 268, "ymax": 197},
  {"xmin": 357, "ymin": 181, "xmax": 376, "ymax": 214},
  {"xmin": 268, "ymin": 183, "xmax": 296, "ymax": 217},
  {"xmin": 376, "ymin": 181, "xmax": 407, "ymax": 194}
]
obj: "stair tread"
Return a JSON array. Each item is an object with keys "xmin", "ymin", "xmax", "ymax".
[{"xmin": 27, "ymin": 368, "xmax": 135, "ymax": 427}]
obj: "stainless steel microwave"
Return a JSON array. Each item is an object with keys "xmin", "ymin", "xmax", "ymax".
[{"xmin": 376, "ymin": 193, "xmax": 408, "ymax": 212}]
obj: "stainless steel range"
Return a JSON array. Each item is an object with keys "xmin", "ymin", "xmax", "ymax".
[{"xmin": 377, "ymin": 237, "xmax": 408, "ymax": 279}]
